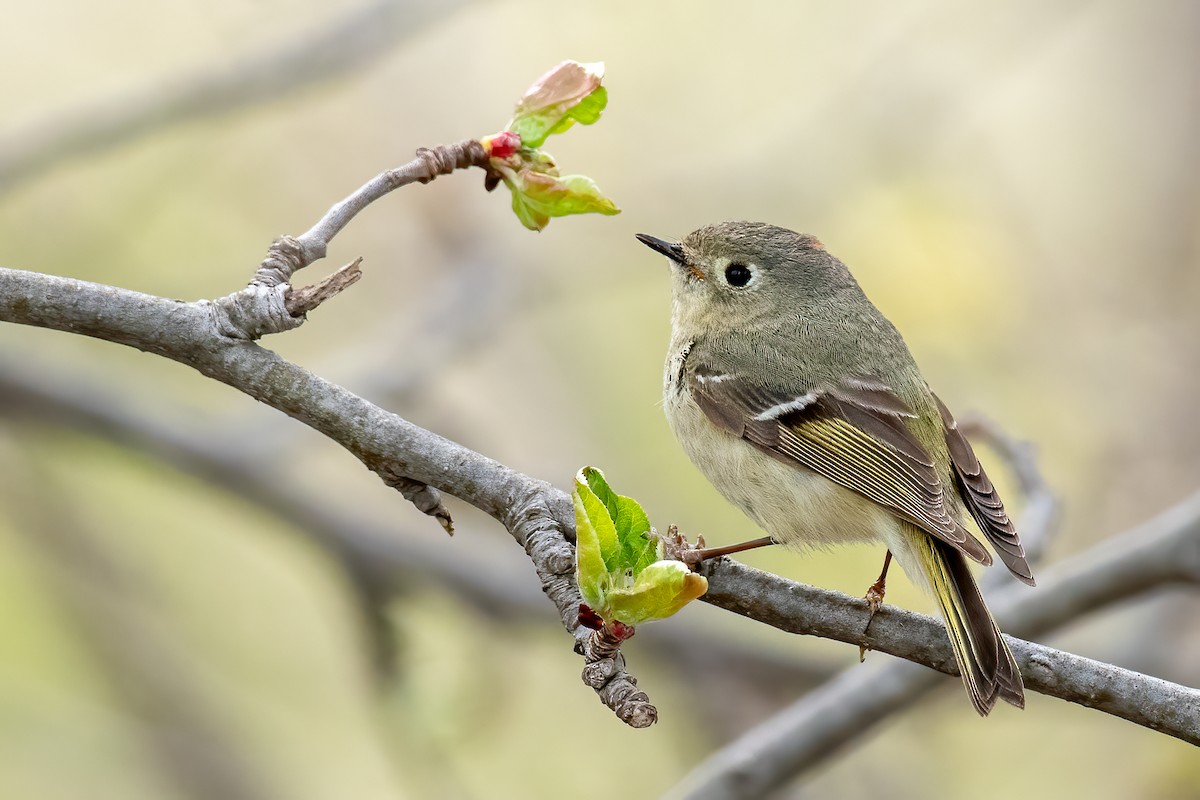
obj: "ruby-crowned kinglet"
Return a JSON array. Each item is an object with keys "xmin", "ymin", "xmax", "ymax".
[{"xmin": 637, "ymin": 221, "xmax": 1034, "ymax": 715}]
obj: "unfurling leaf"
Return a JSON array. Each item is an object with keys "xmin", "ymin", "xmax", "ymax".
[
  {"xmin": 606, "ymin": 561, "xmax": 709, "ymax": 626},
  {"xmin": 510, "ymin": 61, "xmax": 607, "ymax": 148},
  {"xmin": 481, "ymin": 61, "xmax": 619, "ymax": 231},
  {"xmin": 579, "ymin": 466, "xmax": 655, "ymax": 573},
  {"xmin": 500, "ymin": 168, "xmax": 620, "ymax": 232},
  {"xmin": 574, "ymin": 471, "xmax": 616, "ymax": 611},
  {"xmin": 522, "ymin": 174, "xmax": 620, "ymax": 218},
  {"xmin": 572, "ymin": 467, "xmax": 707, "ymax": 629}
]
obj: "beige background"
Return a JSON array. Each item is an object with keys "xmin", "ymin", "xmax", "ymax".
[{"xmin": 1, "ymin": 1, "xmax": 1198, "ymax": 797}]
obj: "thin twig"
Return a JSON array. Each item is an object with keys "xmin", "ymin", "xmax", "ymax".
[
  {"xmin": 252, "ymin": 141, "xmax": 490, "ymax": 286},
  {"xmin": 381, "ymin": 472, "xmax": 454, "ymax": 535},
  {"xmin": 285, "ymin": 257, "xmax": 363, "ymax": 316}
]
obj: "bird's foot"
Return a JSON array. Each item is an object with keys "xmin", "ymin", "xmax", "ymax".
[
  {"xmin": 860, "ymin": 551, "xmax": 893, "ymax": 662},
  {"xmin": 858, "ymin": 582, "xmax": 887, "ymax": 663},
  {"xmin": 864, "ymin": 578, "xmax": 887, "ymax": 617}
]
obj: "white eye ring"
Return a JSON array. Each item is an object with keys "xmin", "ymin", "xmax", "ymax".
[{"xmin": 723, "ymin": 262, "xmax": 756, "ymax": 288}]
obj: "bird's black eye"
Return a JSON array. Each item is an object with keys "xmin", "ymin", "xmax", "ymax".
[{"xmin": 724, "ymin": 263, "xmax": 753, "ymax": 287}]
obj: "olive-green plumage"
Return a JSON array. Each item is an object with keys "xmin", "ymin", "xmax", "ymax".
[{"xmin": 639, "ymin": 221, "xmax": 1033, "ymax": 715}]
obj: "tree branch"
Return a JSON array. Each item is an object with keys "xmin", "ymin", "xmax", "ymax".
[
  {"xmin": 3, "ymin": 440, "xmax": 279, "ymax": 800},
  {"xmin": 5, "ymin": 265, "xmax": 1199, "ymax": 739},
  {"xmin": 253, "ymin": 140, "xmax": 490, "ymax": 287},
  {"xmin": 0, "ymin": 357, "xmax": 836, "ymax": 691},
  {"xmin": 673, "ymin": 490, "xmax": 1200, "ymax": 797},
  {"xmin": 0, "ymin": 265, "xmax": 656, "ymax": 726},
  {"xmin": 699, "ymin": 553, "xmax": 1200, "ymax": 735}
]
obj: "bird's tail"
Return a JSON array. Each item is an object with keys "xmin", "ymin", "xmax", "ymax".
[{"xmin": 916, "ymin": 529, "xmax": 1024, "ymax": 715}]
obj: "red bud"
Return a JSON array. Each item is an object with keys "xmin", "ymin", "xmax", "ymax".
[{"xmin": 485, "ymin": 131, "xmax": 521, "ymax": 159}]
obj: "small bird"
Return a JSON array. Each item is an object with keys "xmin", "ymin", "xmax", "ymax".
[{"xmin": 637, "ymin": 221, "xmax": 1034, "ymax": 715}]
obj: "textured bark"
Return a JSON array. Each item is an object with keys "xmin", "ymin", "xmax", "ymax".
[{"xmin": 4, "ymin": 265, "xmax": 1199, "ymax": 739}]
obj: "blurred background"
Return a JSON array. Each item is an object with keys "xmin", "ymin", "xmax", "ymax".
[{"xmin": 1, "ymin": 1, "xmax": 1198, "ymax": 797}]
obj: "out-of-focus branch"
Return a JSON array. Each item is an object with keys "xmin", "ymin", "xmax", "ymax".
[
  {"xmin": 960, "ymin": 415, "xmax": 1061, "ymax": 577},
  {"xmin": 0, "ymin": 354, "xmax": 538, "ymax": 612},
  {"xmin": 673, "ymin": 490, "xmax": 1200, "ymax": 798},
  {"xmin": 1, "ymin": 439, "xmax": 280, "ymax": 800},
  {"xmin": 0, "ymin": 0, "xmax": 467, "ymax": 194},
  {"xmin": 351, "ymin": 238, "xmax": 512, "ymax": 402}
]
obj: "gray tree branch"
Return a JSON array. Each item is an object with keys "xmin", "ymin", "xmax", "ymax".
[
  {"xmin": 0, "ymin": 357, "xmax": 836, "ymax": 690},
  {"xmin": 0, "ymin": 265, "xmax": 657, "ymax": 726},
  {"xmin": 3, "ymin": 263, "xmax": 1199, "ymax": 739}
]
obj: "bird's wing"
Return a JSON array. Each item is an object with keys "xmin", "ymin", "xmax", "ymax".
[
  {"xmin": 689, "ymin": 366, "xmax": 991, "ymax": 564},
  {"xmin": 932, "ymin": 394, "xmax": 1035, "ymax": 585}
]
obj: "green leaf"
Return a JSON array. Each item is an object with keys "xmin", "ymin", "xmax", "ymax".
[
  {"xmin": 581, "ymin": 467, "xmax": 621, "ymax": 525},
  {"xmin": 573, "ymin": 466, "xmax": 707, "ymax": 626},
  {"xmin": 573, "ymin": 470, "xmax": 617, "ymax": 610},
  {"xmin": 581, "ymin": 467, "xmax": 654, "ymax": 576},
  {"xmin": 519, "ymin": 173, "xmax": 621, "ymax": 218},
  {"xmin": 487, "ymin": 61, "xmax": 619, "ymax": 230},
  {"xmin": 509, "ymin": 61, "xmax": 606, "ymax": 148},
  {"xmin": 510, "ymin": 189, "xmax": 550, "ymax": 232},
  {"xmin": 606, "ymin": 561, "xmax": 710, "ymax": 626},
  {"xmin": 542, "ymin": 86, "xmax": 608, "ymax": 141},
  {"xmin": 501, "ymin": 171, "xmax": 619, "ymax": 231}
]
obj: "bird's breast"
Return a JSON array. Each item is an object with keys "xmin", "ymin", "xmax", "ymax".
[{"xmin": 663, "ymin": 380, "xmax": 895, "ymax": 550}]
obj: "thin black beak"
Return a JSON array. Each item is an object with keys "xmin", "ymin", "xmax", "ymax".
[{"xmin": 635, "ymin": 233, "xmax": 685, "ymax": 265}]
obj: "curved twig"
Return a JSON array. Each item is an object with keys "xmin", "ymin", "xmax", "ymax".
[{"xmin": 253, "ymin": 140, "xmax": 490, "ymax": 286}]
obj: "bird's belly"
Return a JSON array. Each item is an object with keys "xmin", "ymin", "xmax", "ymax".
[{"xmin": 667, "ymin": 391, "xmax": 895, "ymax": 550}]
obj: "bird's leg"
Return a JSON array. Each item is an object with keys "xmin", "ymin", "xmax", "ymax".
[
  {"xmin": 860, "ymin": 550, "xmax": 892, "ymax": 662},
  {"xmin": 693, "ymin": 536, "xmax": 775, "ymax": 561},
  {"xmin": 658, "ymin": 527, "xmax": 775, "ymax": 568},
  {"xmin": 864, "ymin": 550, "xmax": 892, "ymax": 619}
]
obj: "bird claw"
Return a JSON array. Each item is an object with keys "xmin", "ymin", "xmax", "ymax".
[
  {"xmin": 864, "ymin": 581, "xmax": 886, "ymax": 615},
  {"xmin": 859, "ymin": 579, "xmax": 887, "ymax": 662}
]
